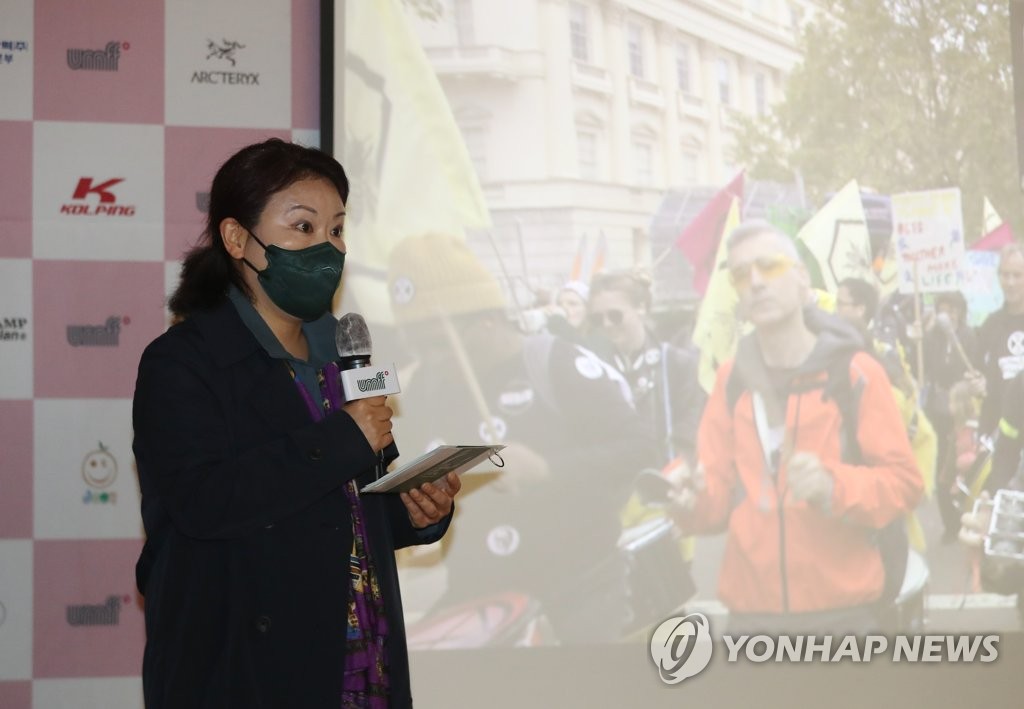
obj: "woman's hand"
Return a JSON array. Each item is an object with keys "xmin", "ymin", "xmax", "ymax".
[
  {"xmin": 342, "ymin": 396, "xmax": 394, "ymax": 453},
  {"xmin": 400, "ymin": 473, "xmax": 462, "ymax": 528}
]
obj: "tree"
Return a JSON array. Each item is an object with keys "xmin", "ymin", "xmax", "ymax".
[{"xmin": 734, "ymin": 0, "xmax": 1022, "ymax": 240}]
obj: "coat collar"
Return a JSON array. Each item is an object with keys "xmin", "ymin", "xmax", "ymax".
[{"xmin": 190, "ymin": 297, "xmax": 263, "ymax": 369}]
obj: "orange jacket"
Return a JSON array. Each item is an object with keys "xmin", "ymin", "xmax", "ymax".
[{"xmin": 687, "ymin": 328, "xmax": 923, "ymax": 614}]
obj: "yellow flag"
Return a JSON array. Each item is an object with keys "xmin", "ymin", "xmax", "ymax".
[
  {"xmin": 982, "ymin": 196, "xmax": 1004, "ymax": 236},
  {"xmin": 796, "ymin": 180, "xmax": 873, "ymax": 293},
  {"xmin": 692, "ymin": 199, "xmax": 741, "ymax": 394},
  {"xmin": 338, "ymin": 0, "xmax": 491, "ymax": 322}
]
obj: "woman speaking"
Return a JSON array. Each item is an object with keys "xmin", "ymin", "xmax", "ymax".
[{"xmin": 132, "ymin": 139, "xmax": 459, "ymax": 708}]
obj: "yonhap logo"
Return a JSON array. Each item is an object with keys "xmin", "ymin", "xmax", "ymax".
[{"xmin": 650, "ymin": 613, "xmax": 714, "ymax": 684}]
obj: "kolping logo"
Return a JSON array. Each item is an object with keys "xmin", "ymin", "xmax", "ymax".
[
  {"xmin": 81, "ymin": 441, "xmax": 118, "ymax": 505},
  {"xmin": 650, "ymin": 612, "xmax": 714, "ymax": 684},
  {"xmin": 61, "ymin": 178, "xmax": 136, "ymax": 217},
  {"xmin": 67, "ymin": 316, "xmax": 126, "ymax": 347},
  {"xmin": 67, "ymin": 41, "xmax": 126, "ymax": 71},
  {"xmin": 191, "ymin": 38, "xmax": 259, "ymax": 85},
  {"xmin": 0, "ymin": 316, "xmax": 29, "ymax": 342}
]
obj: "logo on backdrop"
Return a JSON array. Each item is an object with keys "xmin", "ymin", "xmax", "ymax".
[
  {"xmin": 191, "ymin": 38, "xmax": 259, "ymax": 85},
  {"xmin": 61, "ymin": 178, "xmax": 136, "ymax": 217},
  {"xmin": 67, "ymin": 41, "xmax": 127, "ymax": 71},
  {"xmin": 0, "ymin": 316, "xmax": 29, "ymax": 342},
  {"xmin": 0, "ymin": 39, "xmax": 30, "ymax": 66},
  {"xmin": 81, "ymin": 441, "xmax": 118, "ymax": 505},
  {"xmin": 650, "ymin": 613, "xmax": 714, "ymax": 684},
  {"xmin": 66, "ymin": 316, "xmax": 127, "ymax": 347},
  {"xmin": 66, "ymin": 594, "xmax": 131, "ymax": 626}
]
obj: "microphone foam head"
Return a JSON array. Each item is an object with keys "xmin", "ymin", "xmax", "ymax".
[{"xmin": 335, "ymin": 312, "xmax": 373, "ymax": 358}]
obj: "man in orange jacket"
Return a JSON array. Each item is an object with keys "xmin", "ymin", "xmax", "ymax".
[{"xmin": 671, "ymin": 220, "xmax": 923, "ymax": 632}]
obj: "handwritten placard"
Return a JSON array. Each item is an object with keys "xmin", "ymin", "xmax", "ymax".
[{"xmin": 891, "ymin": 188, "xmax": 965, "ymax": 294}]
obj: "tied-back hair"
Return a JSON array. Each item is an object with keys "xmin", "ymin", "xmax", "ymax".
[
  {"xmin": 589, "ymin": 269, "xmax": 654, "ymax": 311},
  {"xmin": 168, "ymin": 138, "xmax": 349, "ymax": 319}
]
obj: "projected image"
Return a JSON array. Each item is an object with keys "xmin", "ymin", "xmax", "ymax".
[{"xmin": 328, "ymin": 0, "xmax": 1024, "ymax": 648}]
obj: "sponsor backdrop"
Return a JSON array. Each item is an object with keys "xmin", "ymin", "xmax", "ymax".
[{"xmin": 0, "ymin": 0, "xmax": 321, "ymax": 705}]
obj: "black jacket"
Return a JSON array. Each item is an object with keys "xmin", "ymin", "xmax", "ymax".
[{"xmin": 133, "ymin": 299, "xmax": 449, "ymax": 708}]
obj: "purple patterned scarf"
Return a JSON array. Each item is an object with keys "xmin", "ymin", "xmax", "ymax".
[{"xmin": 289, "ymin": 361, "xmax": 390, "ymax": 707}]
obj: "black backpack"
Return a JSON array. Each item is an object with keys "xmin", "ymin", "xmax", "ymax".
[{"xmin": 725, "ymin": 350, "xmax": 910, "ymax": 605}]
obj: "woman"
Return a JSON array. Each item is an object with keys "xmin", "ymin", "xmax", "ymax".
[
  {"xmin": 133, "ymin": 139, "xmax": 459, "ymax": 708},
  {"xmin": 586, "ymin": 270, "xmax": 704, "ymax": 467}
]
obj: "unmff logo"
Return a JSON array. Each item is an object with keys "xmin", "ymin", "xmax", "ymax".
[{"xmin": 61, "ymin": 178, "xmax": 136, "ymax": 217}]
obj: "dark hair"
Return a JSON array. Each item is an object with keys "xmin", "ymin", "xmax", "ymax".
[
  {"xmin": 837, "ymin": 277, "xmax": 879, "ymax": 324},
  {"xmin": 934, "ymin": 291, "xmax": 967, "ymax": 318},
  {"xmin": 589, "ymin": 270, "xmax": 653, "ymax": 311},
  {"xmin": 168, "ymin": 138, "xmax": 349, "ymax": 318}
]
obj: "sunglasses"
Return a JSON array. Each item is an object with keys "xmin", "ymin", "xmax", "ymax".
[
  {"xmin": 588, "ymin": 309, "xmax": 625, "ymax": 327},
  {"xmin": 727, "ymin": 254, "xmax": 796, "ymax": 292}
]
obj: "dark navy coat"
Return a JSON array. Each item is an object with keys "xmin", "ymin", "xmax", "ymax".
[{"xmin": 133, "ymin": 299, "xmax": 449, "ymax": 708}]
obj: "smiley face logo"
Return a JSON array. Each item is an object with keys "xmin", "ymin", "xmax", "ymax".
[{"xmin": 81, "ymin": 442, "xmax": 118, "ymax": 489}]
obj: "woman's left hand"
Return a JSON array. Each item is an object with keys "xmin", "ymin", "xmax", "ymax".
[{"xmin": 400, "ymin": 473, "xmax": 462, "ymax": 528}]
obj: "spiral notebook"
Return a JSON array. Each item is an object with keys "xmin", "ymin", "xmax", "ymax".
[{"xmin": 360, "ymin": 444, "xmax": 505, "ymax": 494}]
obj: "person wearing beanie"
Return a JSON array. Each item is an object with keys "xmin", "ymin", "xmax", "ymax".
[{"xmin": 386, "ymin": 233, "xmax": 659, "ymax": 644}]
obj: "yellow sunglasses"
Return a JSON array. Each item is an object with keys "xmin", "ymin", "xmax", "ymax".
[{"xmin": 727, "ymin": 254, "xmax": 796, "ymax": 292}]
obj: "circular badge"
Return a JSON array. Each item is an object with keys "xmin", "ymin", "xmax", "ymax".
[
  {"xmin": 644, "ymin": 347, "xmax": 661, "ymax": 365},
  {"xmin": 478, "ymin": 416, "xmax": 508, "ymax": 444},
  {"xmin": 1008, "ymin": 331, "xmax": 1024, "ymax": 357},
  {"xmin": 392, "ymin": 277, "xmax": 415, "ymax": 305},
  {"xmin": 575, "ymin": 355, "xmax": 603, "ymax": 380},
  {"xmin": 486, "ymin": 525, "xmax": 521, "ymax": 556}
]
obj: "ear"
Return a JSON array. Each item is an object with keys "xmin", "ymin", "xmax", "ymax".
[{"xmin": 220, "ymin": 218, "xmax": 248, "ymax": 260}]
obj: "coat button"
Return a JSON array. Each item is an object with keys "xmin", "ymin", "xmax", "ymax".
[
  {"xmin": 255, "ymin": 615, "xmax": 272, "ymax": 633},
  {"xmin": 309, "ymin": 448, "xmax": 323, "ymax": 461}
]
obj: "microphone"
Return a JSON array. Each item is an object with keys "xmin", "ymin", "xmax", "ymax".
[{"xmin": 334, "ymin": 313, "xmax": 402, "ymax": 401}]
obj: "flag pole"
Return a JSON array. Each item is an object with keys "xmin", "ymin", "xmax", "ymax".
[{"xmin": 912, "ymin": 261, "xmax": 925, "ymax": 399}]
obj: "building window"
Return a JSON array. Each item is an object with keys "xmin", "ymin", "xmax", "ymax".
[
  {"xmin": 754, "ymin": 72, "xmax": 767, "ymax": 115},
  {"xmin": 577, "ymin": 130, "xmax": 598, "ymax": 180},
  {"xmin": 627, "ymin": 23, "xmax": 644, "ymax": 78},
  {"xmin": 680, "ymin": 150, "xmax": 699, "ymax": 184},
  {"xmin": 633, "ymin": 141, "xmax": 653, "ymax": 185},
  {"xmin": 454, "ymin": 0, "xmax": 475, "ymax": 46},
  {"xmin": 569, "ymin": 2, "xmax": 589, "ymax": 63},
  {"xmin": 675, "ymin": 42, "xmax": 691, "ymax": 93},
  {"xmin": 716, "ymin": 58, "xmax": 731, "ymax": 105}
]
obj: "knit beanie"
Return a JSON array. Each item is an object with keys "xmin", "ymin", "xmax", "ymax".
[{"xmin": 387, "ymin": 233, "xmax": 507, "ymax": 324}]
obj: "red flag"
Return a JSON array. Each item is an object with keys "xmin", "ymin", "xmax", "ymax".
[
  {"xmin": 673, "ymin": 171, "xmax": 744, "ymax": 295},
  {"xmin": 972, "ymin": 222, "xmax": 1014, "ymax": 252}
]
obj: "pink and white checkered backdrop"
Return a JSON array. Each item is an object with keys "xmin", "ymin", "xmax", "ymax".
[{"xmin": 0, "ymin": 1, "xmax": 322, "ymax": 705}]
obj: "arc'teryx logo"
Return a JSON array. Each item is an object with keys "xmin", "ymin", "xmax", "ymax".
[
  {"xmin": 67, "ymin": 41, "xmax": 125, "ymax": 71},
  {"xmin": 650, "ymin": 613, "xmax": 714, "ymax": 684},
  {"xmin": 61, "ymin": 178, "xmax": 135, "ymax": 216},
  {"xmin": 207, "ymin": 39, "xmax": 245, "ymax": 66},
  {"xmin": 192, "ymin": 37, "xmax": 259, "ymax": 85}
]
